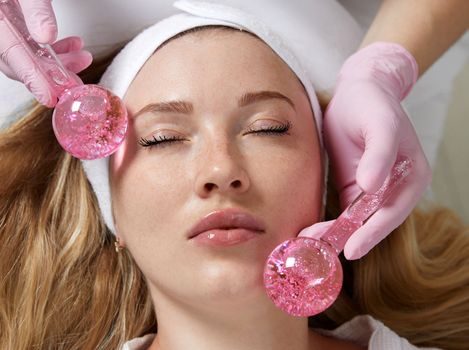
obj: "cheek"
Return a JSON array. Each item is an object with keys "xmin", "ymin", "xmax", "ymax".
[
  {"xmin": 248, "ymin": 108, "xmax": 323, "ymax": 236},
  {"xmin": 109, "ymin": 125, "xmax": 189, "ymax": 241},
  {"xmin": 278, "ymin": 150, "xmax": 321, "ymax": 210},
  {"xmin": 112, "ymin": 159, "xmax": 186, "ymax": 233},
  {"xmin": 246, "ymin": 136, "xmax": 322, "ymax": 234}
]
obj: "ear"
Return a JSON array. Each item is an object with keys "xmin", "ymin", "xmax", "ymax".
[
  {"xmin": 116, "ymin": 235, "xmax": 126, "ymax": 248},
  {"xmin": 113, "ymin": 220, "xmax": 127, "ymax": 247}
]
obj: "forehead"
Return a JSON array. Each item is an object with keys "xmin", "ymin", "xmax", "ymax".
[{"xmin": 123, "ymin": 30, "xmax": 303, "ymax": 109}]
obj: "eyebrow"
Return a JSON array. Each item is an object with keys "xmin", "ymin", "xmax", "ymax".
[{"xmin": 133, "ymin": 90, "xmax": 296, "ymax": 119}]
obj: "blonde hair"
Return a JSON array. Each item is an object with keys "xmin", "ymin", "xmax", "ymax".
[{"xmin": 1, "ymin": 26, "xmax": 468, "ymax": 350}]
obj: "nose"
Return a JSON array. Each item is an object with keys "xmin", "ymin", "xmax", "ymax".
[{"xmin": 194, "ymin": 137, "xmax": 250, "ymax": 198}]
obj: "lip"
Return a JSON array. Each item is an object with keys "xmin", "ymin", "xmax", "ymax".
[
  {"xmin": 191, "ymin": 228, "xmax": 262, "ymax": 247},
  {"xmin": 188, "ymin": 208, "xmax": 266, "ymax": 243}
]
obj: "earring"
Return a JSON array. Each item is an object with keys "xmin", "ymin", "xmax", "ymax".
[{"xmin": 114, "ymin": 236, "xmax": 124, "ymax": 253}]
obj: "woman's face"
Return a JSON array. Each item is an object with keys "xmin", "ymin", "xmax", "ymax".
[{"xmin": 109, "ymin": 29, "xmax": 322, "ymax": 306}]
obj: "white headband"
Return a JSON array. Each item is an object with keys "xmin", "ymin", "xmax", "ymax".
[{"xmin": 81, "ymin": 0, "xmax": 362, "ymax": 236}]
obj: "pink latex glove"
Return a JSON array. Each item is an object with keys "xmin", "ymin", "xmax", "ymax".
[
  {"xmin": 299, "ymin": 42, "xmax": 432, "ymax": 260},
  {"xmin": 0, "ymin": 0, "xmax": 92, "ymax": 107}
]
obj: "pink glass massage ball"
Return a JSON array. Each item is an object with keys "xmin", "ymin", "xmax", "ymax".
[
  {"xmin": 264, "ymin": 237, "xmax": 343, "ymax": 317},
  {"xmin": 52, "ymin": 84, "xmax": 128, "ymax": 160}
]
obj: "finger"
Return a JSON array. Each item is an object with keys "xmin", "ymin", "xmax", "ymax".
[
  {"xmin": 0, "ymin": 18, "xmax": 53, "ymax": 105},
  {"xmin": 57, "ymin": 50, "xmax": 93, "ymax": 73},
  {"xmin": 355, "ymin": 118, "xmax": 399, "ymax": 194},
  {"xmin": 18, "ymin": 0, "xmax": 57, "ymax": 43},
  {"xmin": 297, "ymin": 220, "xmax": 336, "ymax": 240},
  {"xmin": 0, "ymin": 58, "xmax": 15, "ymax": 80},
  {"xmin": 51, "ymin": 36, "xmax": 84, "ymax": 54},
  {"xmin": 343, "ymin": 159, "xmax": 431, "ymax": 260}
]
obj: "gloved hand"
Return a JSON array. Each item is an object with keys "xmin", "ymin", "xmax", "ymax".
[
  {"xmin": 0, "ymin": 0, "xmax": 92, "ymax": 107},
  {"xmin": 299, "ymin": 42, "xmax": 432, "ymax": 260}
]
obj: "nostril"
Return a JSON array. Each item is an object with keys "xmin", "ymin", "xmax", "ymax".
[
  {"xmin": 205, "ymin": 183, "xmax": 216, "ymax": 191},
  {"xmin": 203, "ymin": 180, "xmax": 242, "ymax": 192},
  {"xmin": 232, "ymin": 180, "xmax": 241, "ymax": 188}
]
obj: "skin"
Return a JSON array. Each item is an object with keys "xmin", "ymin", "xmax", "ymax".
[
  {"xmin": 109, "ymin": 30, "xmax": 363, "ymax": 350},
  {"xmin": 360, "ymin": 0, "xmax": 469, "ymax": 77}
]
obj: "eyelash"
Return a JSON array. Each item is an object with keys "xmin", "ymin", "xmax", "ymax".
[{"xmin": 138, "ymin": 121, "xmax": 292, "ymax": 149}]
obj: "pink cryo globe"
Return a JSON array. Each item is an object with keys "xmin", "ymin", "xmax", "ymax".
[
  {"xmin": 263, "ymin": 237, "xmax": 343, "ymax": 317},
  {"xmin": 52, "ymin": 84, "xmax": 128, "ymax": 160}
]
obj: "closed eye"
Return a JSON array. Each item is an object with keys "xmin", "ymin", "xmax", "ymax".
[
  {"xmin": 138, "ymin": 135, "xmax": 185, "ymax": 148},
  {"xmin": 243, "ymin": 120, "xmax": 291, "ymax": 136},
  {"xmin": 138, "ymin": 120, "xmax": 292, "ymax": 149}
]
